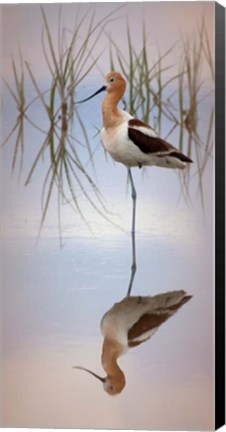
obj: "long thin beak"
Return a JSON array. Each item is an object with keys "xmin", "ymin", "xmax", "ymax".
[
  {"xmin": 73, "ymin": 366, "xmax": 106, "ymax": 383},
  {"xmin": 75, "ymin": 85, "xmax": 107, "ymax": 104}
]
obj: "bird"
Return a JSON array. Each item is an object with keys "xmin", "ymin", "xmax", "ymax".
[
  {"xmin": 77, "ymin": 71, "xmax": 192, "ymax": 170},
  {"xmin": 74, "ymin": 290, "xmax": 192, "ymax": 396},
  {"xmin": 77, "ymin": 72, "xmax": 193, "ymax": 295}
]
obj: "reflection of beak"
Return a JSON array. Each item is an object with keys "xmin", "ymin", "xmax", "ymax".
[
  {"xmin": 75, "ymin": 85, "xmax": 107, "ymax": 104},
  {"xmin": 73, "ymin": 366, "xmax": 106, "ymax": 383}
]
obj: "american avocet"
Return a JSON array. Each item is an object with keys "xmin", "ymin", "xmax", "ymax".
[
  {"xmin": 77, "ymin": 72, "xmax": 193, "ymax": 295},
  {"xmin": 74, "ymin": 290, "xmax": 192, "ymax": 395}
]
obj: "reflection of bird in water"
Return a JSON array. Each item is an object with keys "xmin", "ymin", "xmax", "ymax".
[
  {"xmin": 74, "ymin": 290, "xmax": 192, "ymax": 395},
  {"xmin": 77, "ymin": 72, "xmax": 193, "ymax": 296}
]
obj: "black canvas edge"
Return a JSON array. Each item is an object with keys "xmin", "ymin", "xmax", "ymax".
[{"xmin": 215, "ymin": 2, "xmax": 225, "ymax": 430}]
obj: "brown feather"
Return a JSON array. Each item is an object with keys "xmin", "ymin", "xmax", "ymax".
[
  {"xmin": 128, "ymin": 312, "xmax": 171, "ymax": 342},
  {"xmin": 128, "ymin": 295, "xmax": 192, "ymax": 344},
  {"xmin": 129, "ymin": 118, "xmax": 156, "ymax": 131},
  {"xmin": 128, "ymin": 120, "xmax": 193, "ymax": 163}
]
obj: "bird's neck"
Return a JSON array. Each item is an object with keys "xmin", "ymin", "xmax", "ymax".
[
  {"xmin": 102, "ymin": 93, "xmax": 123, "ymax": 129},
  {"xmin": 101, "ymin": 337, "xmax": 125, "ymax": 384}
]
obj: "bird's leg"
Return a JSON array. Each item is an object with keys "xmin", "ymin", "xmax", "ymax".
[{"xmin": 127, "ymin": 168, "xmax": 137, "ymax": 297}]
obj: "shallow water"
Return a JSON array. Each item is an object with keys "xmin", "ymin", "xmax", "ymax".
[{"xmin": 2, "ymin": 189, "xmax": 214, "ymax": 429}]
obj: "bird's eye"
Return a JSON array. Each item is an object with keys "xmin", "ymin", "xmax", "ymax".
[{"xmin": 109, "ymin": 77, "xmax": 115, "ymax": 83}]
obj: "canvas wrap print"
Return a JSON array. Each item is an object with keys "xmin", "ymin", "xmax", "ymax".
[{"xmin": 1, "ymin": 1, "xmax": 225, "ymax": 430}]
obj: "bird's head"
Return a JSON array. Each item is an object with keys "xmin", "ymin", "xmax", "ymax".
[
  {"xmin": 104, "ymin": 71, "xmax": 126, "ymax": 96},
  {"xmin": 75, "ymin": 71, "xmax": 126, "ymax": 103},
  {"xmin": 73, "ymin": 366, "xmax": 126, "ymax": 395}
]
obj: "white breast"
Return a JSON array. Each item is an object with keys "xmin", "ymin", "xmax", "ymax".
[{"xmin": 100, "ymin": 111, "xmax": 148, "ymax": 167}]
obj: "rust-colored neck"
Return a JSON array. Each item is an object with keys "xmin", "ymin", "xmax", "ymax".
[
  {"xmin": 101, "ymin": 338, "xmax": 125, "ymax": 384},
  {"xmin": 102, "ymin": 82, "xmax": 126, "ymax": 129}
]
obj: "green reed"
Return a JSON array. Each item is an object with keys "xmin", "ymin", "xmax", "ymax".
[
  {"xmin": 108, "ymin": 18, "xmax": 214, "ymax": 208},
  {"xmin": 3, "ymin": 5, "xmax": 124, "ymax": 245}
]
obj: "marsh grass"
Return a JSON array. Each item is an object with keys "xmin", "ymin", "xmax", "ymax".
[
  {"xmin": 108, "ymin": 19, "xmax": 214, "ymax": 207},
  {"xmin": 3, "ymin": 5, "xmax": 124, "ymax": 245},
  {"xmin": 177, "ymin": 19, "xmax": 214, "ymax": 207}
]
